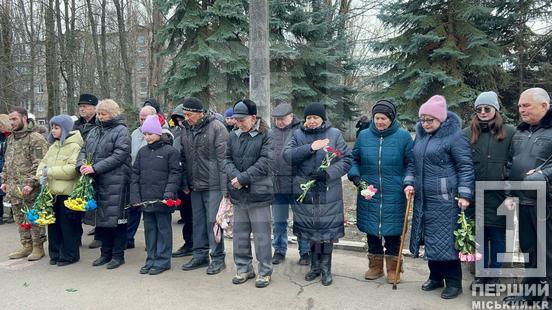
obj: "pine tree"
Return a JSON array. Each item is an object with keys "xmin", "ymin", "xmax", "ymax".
[
  {"xmin": 370, "ymin": 0, "xmax": 508, "ymax": 122},
  {"xmin": 269, "ymin": 0, "xmax": 357, "ymax": 128},
  {"xmin": 157, "ymin": 0, "xmax": 249, "ymax": 108}
]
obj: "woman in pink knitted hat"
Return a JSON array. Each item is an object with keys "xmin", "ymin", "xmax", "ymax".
[{"xmin": 404, "ymin": 95, "xmax": 475, "ymax": 299}]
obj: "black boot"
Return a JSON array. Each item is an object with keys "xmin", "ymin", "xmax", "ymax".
[
  {"xmin": 320, "ymin": 242, "xmax": 333, "ymax": 286},
  {"xmin": 305, "ymin": 242, "xmax": 321, "ymax": 281}
]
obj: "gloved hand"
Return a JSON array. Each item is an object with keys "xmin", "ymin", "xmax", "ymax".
[
  {"xmin": 311, "ymin": 170, "xmax": 328, "ymax": 182},
  {"xmin": 351, "ymin": 176, "xmax": 361, "ymax": 187}
]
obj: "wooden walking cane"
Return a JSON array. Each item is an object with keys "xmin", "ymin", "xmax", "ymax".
[{"xmin": 393, "ymin": 192, "xmax": 414, "ymax": 290}]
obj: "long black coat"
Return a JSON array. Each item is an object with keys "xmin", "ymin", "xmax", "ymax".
[
  {"xmin": 463, "ymin": 123, "xmax": 515, "ymax": 227},
  {"xmin": 130, "ymin": 139, "xmax": 181, "ymax": 213},
  {"xmin": 406, "ymin": 111, "xmax": 475, "ymax": 261},
  {"xmin": 77, "ymin": 116, "xmax": 131, "ymax": 228},
  {"xmin": 224, "ymin": 118, "xmax": 274, "ymax": 208},
  {"xmin": 283, "ymin": 121, "xmax": 352, "ymax": 241}
]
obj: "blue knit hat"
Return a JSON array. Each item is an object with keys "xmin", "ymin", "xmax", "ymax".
[
  {"xmin": 224, "ymin": 108, "xmax": 234, "ymax": 118},
  {"xmin": 49, "ymin": 114, "xmax": 74, "ymax": 145}
]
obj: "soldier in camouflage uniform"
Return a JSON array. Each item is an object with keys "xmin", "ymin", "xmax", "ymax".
[{"xmin": 1, "ymin": 107, "xmax": 49, "ymax": 260}]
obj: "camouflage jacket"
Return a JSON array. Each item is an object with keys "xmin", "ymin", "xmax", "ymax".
[{"xmin": 3, "ymin": 122, "xmax": 48, "ymax": 203}]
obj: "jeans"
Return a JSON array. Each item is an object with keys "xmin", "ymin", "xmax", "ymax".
[
  {"xmin": 271, "ymin": 193, "xmax": 309, "ymax": 256},
  {"xmin": 483, "ymin": 226, "xmax": 506, "ymax": 269}
]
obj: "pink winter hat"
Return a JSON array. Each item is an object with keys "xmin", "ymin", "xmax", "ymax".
[
  {"xmin": 141, "ymin": 114, "xmax": 163, "ymax": 135},
  {"xmin": 419, "ymin": 95, "xmax": 448, "ymax": 122}
]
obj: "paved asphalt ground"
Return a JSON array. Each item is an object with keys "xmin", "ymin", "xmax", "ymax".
[{"xmin": 0, "ymin": 219, "xmax": 476, "ymax": 310}]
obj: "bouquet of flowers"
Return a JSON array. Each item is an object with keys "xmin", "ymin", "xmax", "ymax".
[
  {"xmin": 26, "ymin": 183, "xmax": 55, "ymax": 226},
  {"xmin": 454, "ymin": 211, "xmax": 481, "ymax": 262},
  {"xmin": 357, "ymin": 181, "xmax": 378, "ymax": 200},
  {"xmin": 64, "ymin": 156, "xmax": 97, "ymax": 212},
  {"xmin": 297, "ymin": 145, "xmax": 343, "ymax": 203}
]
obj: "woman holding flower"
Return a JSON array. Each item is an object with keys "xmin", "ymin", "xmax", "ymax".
[
  {"xmin": 347, "ymin": 100, "xmax": 413, "ymax": 284},
  {"xmin": 37, "ymin": 115, "xmax": 84, "ymax": 266},
  {"xmin": 404, "ymin": 95, "xmax": 474, "ymax": 299},
  {"xmin": 283, "ymin": 102, "xmax": 352, "ymax": 286},
  {"xmin": 77, "ymin": 99, "xmax": 131, "ymax": 270}
]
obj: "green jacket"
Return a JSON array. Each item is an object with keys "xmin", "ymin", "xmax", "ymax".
[
  {"xmin": 37, "ymin": 131, "xmax": 84, "ymax": 196},
  {"xmin": 463, "ymin": 123, "xmax": 515, "ymax": 227}
]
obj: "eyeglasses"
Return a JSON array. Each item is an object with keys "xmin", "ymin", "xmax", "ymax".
[
  {"xmin": 419, "ymin": 118, "xmax": 435, "ymax": 124},
  {"xmin": 475, "ymin": 106, "xmax": 493, "ymax": 114}
]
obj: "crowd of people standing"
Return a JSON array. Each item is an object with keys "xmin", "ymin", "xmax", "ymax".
[{"xmin": 0, "ymin": 87, "xmax": 550, "ymax": 303}]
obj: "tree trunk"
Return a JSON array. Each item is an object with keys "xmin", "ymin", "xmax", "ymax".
[
  {"xmin": 100, "ymin": 0, "xmax": 110, "ymax": 98},
  {"xmin": 44, "ymin": 0, "xmax": 59, "ymax": 119},
  {"xmin": 86, "ymin": 0, "xmax": 109, "ymax": 98},
  {"xmin": 149, "ymin": 0, "xmax": 164, "ymax": 98},
  {"xmin": 249, "ymin": 0, "xmax": 270, "ymax": 121},
  {"xmin": 113, "ymin": 0, "xmax": 133, "ymax": 105},
  {"xmin": 0, "ymin": 0, "xmax": 16, "ymax": 112}
]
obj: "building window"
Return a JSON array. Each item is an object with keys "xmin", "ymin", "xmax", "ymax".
[{"xmin": 36, "ymin": 83, "xmax": 44, "ymax": 93}]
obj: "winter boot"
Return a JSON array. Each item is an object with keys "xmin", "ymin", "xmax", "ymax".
[
  {"xmin": 320, "ymin": 242, "xmax": 333, "ymax": 286},
  {"xmin": 305, "ymin": 242, "xmax": 321, "ymax": 281},
  {"xmin": 364, "ymin": 254, "xmax": 384, "ymax": 280},
  {"xmin": 27, "ymin": 243, "xmax": 45, "ymax": 261},
  {"xmin": 8, "ymin": 242, "xmax": 32, "ymax": 259},
  {"xmin": 385, "ymin": 255, "xmax": 402, "ymax": 284}
]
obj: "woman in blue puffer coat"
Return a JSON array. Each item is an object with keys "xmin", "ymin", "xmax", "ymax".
[
  {"xmin": 404, "ymin": 95, "xmax": 474, "ymax": 300},
  {"xmin": 283, "ymin": 102, "xmax": 352, "ymax": 286},
  {"xmin": 348, "ymin": 100, "xmax": 413, "ymax": 284}
]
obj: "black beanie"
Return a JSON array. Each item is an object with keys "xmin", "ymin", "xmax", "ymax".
[
  {"xmin": 144, "ymin": 98, "xmax": 161, "ymax": 113},
  {"xmin": 181, "ymin": 97, "xmax": 204, "ymax": 113},
  {"xmin": 372, "ymin": 100, "xmax": 396, "ymax": 122},
  {"xmin": 303, "ymin": 102, "xmax": 326, "ymax": 121}
]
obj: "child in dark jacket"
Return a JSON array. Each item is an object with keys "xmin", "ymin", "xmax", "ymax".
[{"xmin": 130, "ymin": 115, "xmax": 181, "ymax": 275}]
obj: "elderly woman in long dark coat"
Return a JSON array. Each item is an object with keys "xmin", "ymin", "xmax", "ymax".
[
  {"xmin": 283, "ymin": 102, "xmax": 352, "ymax": 286},
  {"xmin": 78, "ymin": 99, "xmax": 131, "ymax": 270},
  {"xmin": 404, "ymin": 95, "xmax": 474, "ymax": 299}
]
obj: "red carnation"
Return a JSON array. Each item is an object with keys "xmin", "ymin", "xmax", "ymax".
[
  {"xmin": 164, "ymin": 199, "xmax": 175, "ymax": 207},
  {"xmin": 325, "ymin": 146, "xmax": 334, "ymax": 153},
  {"xmin": 175, "ymin": 199, "xmax": 182, "ymax": 206},
  {"xmin": 334, "ymin": 150, "xmax": 343, "ymax": 158},
  {"xmin": 20, "ymin": 223, "xmax": 32, "ymax": 230}
]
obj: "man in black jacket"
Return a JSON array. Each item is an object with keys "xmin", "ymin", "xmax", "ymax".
[
  {"xmin": 270, "ymin": 103, "xmax": 310, "ymax": 265},
  {"xmin": 73, "ymin": 93, "xmax": 101, "ymax": 249},
  {"xmin": 179, "ymin": 98, "xmax": 229, "ymax": 275},
  {"xmin": 224, "ymin": 99, "xmax": 274, "ymax": 288},
  {"xmin": 504, "ymin": 88, "xmax": 552, "ymax": 306}
]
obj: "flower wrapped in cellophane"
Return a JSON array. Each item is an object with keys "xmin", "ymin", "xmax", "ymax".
[
  {"xmin": 26, "ymin": 183, "xmax": 55, "ymax": 226},
  {"xmin": 454, "ymin": 211, "xmax": 482, "ymax": 262},
  {"xmin": 64, "ymin": 156, "xmax": 97, "ymax": 212},
  {"xmin": 125, "ymin": 199, "xmax": 181, "ymax": 210}
]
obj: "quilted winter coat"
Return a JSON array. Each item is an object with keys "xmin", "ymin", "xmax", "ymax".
[
  {"xmin": 405, "ymin": 111, "xmax": 475, "ymax": 261},
  {"xmin": 77, "ymin": 116, "xmax": 131, "ymax": 228},
  {"xmin": 283, "ymin": 121, "xmax": 352, "ymax": 241},
  {"xmin": 347, "ymin": 120, "xmax": 414, "ymax": 237}
]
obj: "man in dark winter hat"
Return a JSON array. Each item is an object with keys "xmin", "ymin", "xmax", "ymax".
[
  {"xmin": 270, "ymin": 102, "xmax": 310, "ymax": 266},
  {"xmin": 179, "ymin": 97, "xmax": 229, "ymax": 275},
  {"xmin": 73, "ymin": 93, "xmax": 101, "ymax": 248},
  {"xmin": 225, "ymin": 99, "xmax": 274, "ymax": 288},
  {"xmin": 74, "ymin": 94, "xmax": 98, "ymax": 140}
]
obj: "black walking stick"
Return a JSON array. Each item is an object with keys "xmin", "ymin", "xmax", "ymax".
[{"xmin": 393, "ymin": 193, "xmax": 413, "ymax": 290}]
